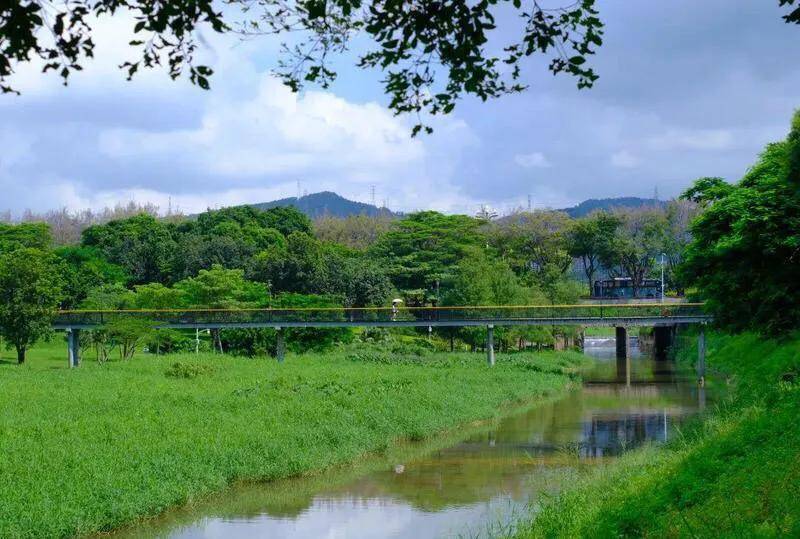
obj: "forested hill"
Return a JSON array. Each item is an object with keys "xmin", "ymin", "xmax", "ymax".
[
  {"xmin": 251, "ymin": 191, "xmax": 396, "ymax": 219},
  {"xmin": 559, "ymin": 197, "xmax": 665, "ymax": 218},
  {"xmin": 250, "ymin": 192, "xmax": 664, "ymax": 219}
]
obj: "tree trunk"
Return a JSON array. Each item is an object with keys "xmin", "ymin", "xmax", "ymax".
[
  {"xmin": 212, "ymin": 329, "xmax": 224, "ymax": 354},
  {"xmin": 16, "ymin": 345, "xmax": 25, "ymax": 364},
  {"xmin": 449, "ymin": 335, "xmax": 454, "ymax": 352}
]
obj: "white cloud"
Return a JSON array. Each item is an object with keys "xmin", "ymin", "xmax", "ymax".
[
  {"xmin": 0, "ymin": 14, "xmax": 479, "ymax": 216},
  {"xmin": 98, "ymin": 77, "xmax": 426, "ymax": 181},
  {"xmin": 514, "ymin": 152, "xmax": 551, "ymax": 168},
  {"xmin": 610, "ymin": 149, "xmax": 641, "ymax": 169},
  {"xmin": 647, "ymin": 129, "xmax": 734, "ymax": 151}
]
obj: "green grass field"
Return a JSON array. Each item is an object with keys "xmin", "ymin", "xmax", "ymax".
[
  {"xmin": 509, "ymin": 332, "xmax": 800, "ymax": 538},
  {"xmin": 0, "ymin": 340, "xmax": 589, "ymax": 538}
]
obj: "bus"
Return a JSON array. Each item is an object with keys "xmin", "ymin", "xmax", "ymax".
[{"xmin": 593, "ymin": 277, "xmax": 662, "ymax": 299}]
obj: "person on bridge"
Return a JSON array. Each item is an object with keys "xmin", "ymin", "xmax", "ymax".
[{"xmin": 392, "ymin": 299, "xmax": 403, "ymax": 321}]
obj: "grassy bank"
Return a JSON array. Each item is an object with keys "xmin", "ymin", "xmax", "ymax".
[
  {"xmin": 0, "ymin": 341, "xmax": 588, "ymax": 538},
  {"xmin": 510, "ymin": 332, "xmax": 800, "ymax": 538}
]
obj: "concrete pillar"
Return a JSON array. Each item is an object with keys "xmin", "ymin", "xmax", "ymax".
[
  {"xmin": 276, "ymin": 328, "xmax": 285, "ymax": 363},
  {"xmin": 486, "ymin": 325, "xmax": 495, "ymax": 367},
  {"xmin": 654, "ymin": 325, "xmax": 674, "ymax": 361},
  {"xmin": 614, "ymin": 354, "xmax": 631, "ymax": 387},
  {"xmin": 67, "ymin": 329, "xmax": 81, "ymax": 368},
  {"xmin": 615, "ymin": 326, "xmax": 628, "ymax": 359},
  {"xmin": 697, "ymin": 325, "xmax": 706, "ymax": 386}
]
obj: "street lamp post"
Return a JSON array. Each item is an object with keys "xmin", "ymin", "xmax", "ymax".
[{"xmin": 660, "ymin": 253, "xmax": 666, "ymax": 303}]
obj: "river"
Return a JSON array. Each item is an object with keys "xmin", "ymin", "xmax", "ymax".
[{"xmin": 113, "ymin": 339, "xmax": 711, "ymax": 539}]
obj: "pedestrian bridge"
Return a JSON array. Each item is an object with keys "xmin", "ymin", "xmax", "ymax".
[
  {"xmin": 53, "ymin": 303, "xmax": 711, "ymax": 372},
  {"xmin": 54, "ymin": 303, "xmax": 709, "ymax": 330}
]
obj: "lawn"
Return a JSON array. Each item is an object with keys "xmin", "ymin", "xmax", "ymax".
[{"xmin": 0, "ymin": 339, "xmax": 588, "ymax": 538}]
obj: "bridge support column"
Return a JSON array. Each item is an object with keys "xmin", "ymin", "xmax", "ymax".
[
  {"xmin": 67, "ymin": 329, "xmax": 81, "ymax": 368},
  {"xmin": 486, "ymin": 325, "xmax": 495, "ymax": 367},
  {"xmin": 615, "ymin": 327, "xmax": 628, "ymax": 359},
  {"xmin": 697, "ymin": 325, "xmax": 706, "ymax": 386},
  {"xmin": 654, "ymin": 325, "xmax": 674, "ymax": 361},
  {"xmin": 616, "ymin": 353, "xmax": 632, "ymax": 387},
  {"xmin": 276, "ymin": 328, "xmax": 285, "ymax": 363}
]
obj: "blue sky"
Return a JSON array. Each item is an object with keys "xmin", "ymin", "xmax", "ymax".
[{"xmin": 1, "ymin": 0, "xmax": 799, "ymax": 216}]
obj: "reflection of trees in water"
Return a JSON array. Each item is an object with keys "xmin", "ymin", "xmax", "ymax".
[{"xmin": 580, "ymin": 413, "xmax": 668, "ymax": 457}]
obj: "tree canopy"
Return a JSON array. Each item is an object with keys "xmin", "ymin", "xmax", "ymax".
[
  {"xmin": 0, "ymin": 248, "xmax": 63, "ymax": 363},
  {"xmin": 369, "ymin": 211, "xmax": 485, "ymax": 299},
  {"xmin": 680, "ymin": 110, "xmax": 800, "ymax": 335},
  {"xmin": 0, "ymin": 222, "xmax": 51, "ymax": 252},
  {"xmin": 0, "ymin": 189, "xmax": 715, "ymax": 358},
  {"xmin": 5, "ymin": 2, "xmax": 796, "ymax": 132}
]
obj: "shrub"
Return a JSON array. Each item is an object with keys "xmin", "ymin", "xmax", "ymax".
[{"xmin": 165, "ymin": 361, "xmax": 214, "ymax": 379}]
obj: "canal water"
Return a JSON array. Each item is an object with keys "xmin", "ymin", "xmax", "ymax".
[{"xmin": 114, "ymin": 340, "xmax": 711, "ymax": 539}]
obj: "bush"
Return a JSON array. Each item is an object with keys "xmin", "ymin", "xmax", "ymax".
[
  {"xmin": 164, "ymin": 361, "xmax": 214, "ymax": 379},
  {"xmin": 359, "ymin": 327, "xmax": 394, "ymax": 343}
]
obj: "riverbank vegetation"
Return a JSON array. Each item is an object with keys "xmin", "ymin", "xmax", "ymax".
[
  {"xmin": 509, "ymin": 332, "xmax": 800, "ymax": 538},
  {"xmin": 0, "ymin": 342, "xmax": 589, "ymax": 538}
]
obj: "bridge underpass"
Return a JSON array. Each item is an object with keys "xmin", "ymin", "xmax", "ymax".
[{"xmin": 52, "ymin": 303, "xmax": 711, "ymax": 382}]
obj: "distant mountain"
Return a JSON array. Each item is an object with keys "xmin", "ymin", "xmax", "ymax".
[
  {"xmin": 251, "ymin": 191, "xmax": 397, "ymax": 219},
  {"xmin": 559, "ymin": 197, "xmax": 666, "ymax": 218},
  {"xmin": 247, "ymin": 192, "xmax": 664, "ymax": 220}
]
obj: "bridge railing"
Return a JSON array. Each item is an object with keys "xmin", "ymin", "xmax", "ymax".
[{"xmin": 53, "ymin": 303, "xmax": 708, "ymax": 328}]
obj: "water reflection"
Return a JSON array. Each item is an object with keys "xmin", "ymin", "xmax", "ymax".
[{"xmin": 113, "ymin": 342, "xmax": 711, "ymax": 539}]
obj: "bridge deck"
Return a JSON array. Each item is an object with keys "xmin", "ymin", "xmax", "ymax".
[{"xmin": 53, "ymin": 303, "xmax": 710, "ymax": 330}]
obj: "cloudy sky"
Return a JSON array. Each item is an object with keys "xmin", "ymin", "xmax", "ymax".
[{"xmin": 1, "ymin": 0, "xmax": 799, "ymax": 216}]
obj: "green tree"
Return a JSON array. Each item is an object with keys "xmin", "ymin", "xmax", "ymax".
[
  {"xmin": 325, "ymin": 256, "xmax": 394, "ymax": 308},
  {"xmin": 370, "ymin": 211, "xmax": 484, "ymax": 299},
  {"xmin": 271, "ymin": 293, "xmax": 352, "ymax": 352},
  {"xmin": 133, "ymin": 283, "xmax": 186, "ymax": 310},
  {"xmin": 221, "ymin": 293, "xmax": 352, "ymax": 356},
  {"xmin": 661, "ymin": 200, "xmax": 698, "ymax": 295},
  {"xmin": 104, "ymin": 318, "xmax": 157, "ymax": 361},
  {"xmin": 566, "ymin": 212, "xmax": 620, "ymax": 296},
  {"xmin": 314, "ymin": 214, "xmax": 395, "ymax": 250},
  {"xmin": 440, "ymin": 249, "xmax": 532, "ymax": 351},
  {"xmin": 80, "ymin": 284, "xmax": 139, "ymax": 362},
  {"xmin": 54, "ymin": 246, "xmax": 128, "ymax": 308},
  {"xmin": 488, "ymin": 210, "xmax": 574, "ymax": 284},
  {"xmin": 601, "ymin": 208, "xmax": 668, "ymax": 296},
  {"xmin": 0, "ymin": 248, "xmax": 63, "ymax": 363},
  {"xmin": 682, "ymin": 177, "xmax": 734, "ymax": 205},
  {"xmin": 680, "ymin": 110, "xmax": 800, "ymax": 334},
  {"xmin": 173, "ymin": 206, "xmax": 293, "ymax": 280},
  {"xmin": 258, "ymin": 206, "xmax": 313, "ymax": 237},
  {"xmin": 0, "ymin": 222, "xmax": 51, "ymax": 252},
  {"xmin": 82, "ymin": 214, "xmax": 177, "ymax": 285},
  {"xmin": 81, "ymin": 283, "xmax": 136, "ymax": 310},
  {"xmin": 175, "ymin": 265, "xmax": 268, "ymax": 308},
  {"xmin": 249, "ymin": 232, "xmax": 330, "ymax": 294},
  {"xmin": 175, "ymin": 265, "xmax": 268, "ymax": 352}
]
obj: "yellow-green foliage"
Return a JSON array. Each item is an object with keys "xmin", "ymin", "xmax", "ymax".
[
  {"xmin": 512, "ymin": 333, "xmax": 800, "ymax": 538},
  {"xmin": 0, "ymin": 343, "xmax": 587, "ymax": 538}
]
